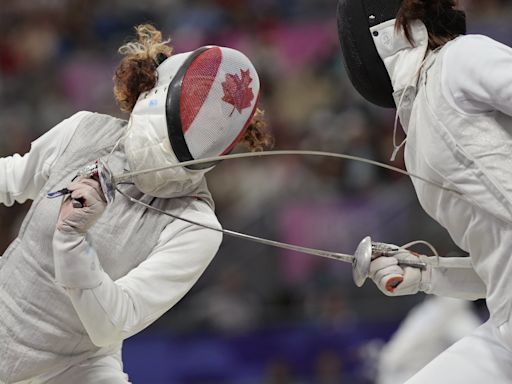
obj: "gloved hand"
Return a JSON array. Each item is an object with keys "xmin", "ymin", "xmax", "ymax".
[
  {"xmin": 369, "ymin": 247, "xmax": 432, "ymax": 296},
  {"xmin": 56, "ymin": 178, "xmax": 107, "ymax": 234}
]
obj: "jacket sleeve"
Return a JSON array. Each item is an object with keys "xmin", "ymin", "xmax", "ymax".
[
  {"xmin": 424, "ymin": 265, "xmax": 486, "ymax": 301},
  {"xmin": 377, "ymin": 296, "xmax": 480, "ymax": 383},
  {"xmin": 53, "ymin": 206, "xmax": 222, "ymax": 348},
  {"xmin": 0, "ymin": 111, "xmax": 90, "ymax": 206},
  {"xmin": 442, "ymin": 35, "xmax": 512, "ymax": 117}
]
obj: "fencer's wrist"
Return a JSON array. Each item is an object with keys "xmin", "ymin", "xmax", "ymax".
[
  {"xmin": 53, "ymin": 230, "xmax": 103, "ymax": 289},
  {"xmin": 55, "ymin": 224, "xmax": 87, "ymax": 236},
  {"xmin": 53, "ymin": 227, "xmax": 85, "ymax": 248}
]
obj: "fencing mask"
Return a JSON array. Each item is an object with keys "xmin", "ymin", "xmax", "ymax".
[
  {"xmin": 124, "ymin": 46, "xmax": 260, "ymax": 197},
  {"xmin": 337, "ymin": 0, "xmax": 466, "ymax": 108}
]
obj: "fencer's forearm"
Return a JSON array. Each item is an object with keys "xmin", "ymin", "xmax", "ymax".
[
  {"xmin": 53, "ymin": 231, "xmax": 135, "ymax": 347},
  {"xmin": 53, "ymin": 231, "xmax": 105, "ymax": 289},
  {"xmin": 424, "ymin": 265, "xmax": 486, "ymax": 301},
  {"xmin": 64, "ymin": 274, "xmax": 143, "ymax": 348},
  {"xmin": 53, "ymin": 214, "xmax": 222, "ymax": 348}
]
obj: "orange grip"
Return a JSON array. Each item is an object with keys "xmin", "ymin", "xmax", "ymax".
[{"xmin": 385, "ymin": 276, "xmax": 403, "ymax": 293}]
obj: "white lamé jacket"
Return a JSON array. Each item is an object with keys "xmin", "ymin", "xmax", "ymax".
[
  {"xmin": 372, "ymin": 20, "xmax": 512, "ymax": 332},
  {"xmin": 0, "ymin": 112, "xmax": 222, "ymax": 382}
]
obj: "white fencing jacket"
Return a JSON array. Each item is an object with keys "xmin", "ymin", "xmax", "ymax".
[
  {"xmin": 374, "ymin": 20, "xmax": 512, "ymax": 328},
  {"xmin": 377, "ymin": 297, "xmax": 481, "ymax": 384},
  {"xmin": 0, "ymin": 112, "xmax": 222, "ymax": 382}
]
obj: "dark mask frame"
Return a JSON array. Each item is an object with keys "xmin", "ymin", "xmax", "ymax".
[
  {"xmin": 162, "ymin": 46, "xmax": 221, "ymax": 170},
  {"xmin": 337, "ymin": 0, "xmax": 466, "ymax": 108}
]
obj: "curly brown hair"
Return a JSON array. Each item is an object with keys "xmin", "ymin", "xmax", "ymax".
[
  {"xmin": 113, "ymin": 24, "xmax": 274, "ymax": 152},
  {"xmin": 239, "ymin": 108, "xmax": 274, "ymax": 152},
  {"xmin": 113, "ymin": 24, "xmax": 173, "ymax": 113}
]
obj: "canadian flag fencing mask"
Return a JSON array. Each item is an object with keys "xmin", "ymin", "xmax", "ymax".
[{"xmin": 124, "ymin": 46, "xmax": 260, "ymax": 197}]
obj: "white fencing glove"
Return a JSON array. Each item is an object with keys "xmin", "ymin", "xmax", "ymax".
[
  {"xmin": 56, "ymin": 178, "xmax": 107, "ymax": 234},
  {"xmin": 369, "ymin": 248, "xmax": 432, "ymax": 296},
  {"xmin": 53, "ymin": 178, "xmax": 107, "ymax": 289}
]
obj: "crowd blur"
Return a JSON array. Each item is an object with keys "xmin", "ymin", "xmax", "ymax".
[{"xmin": 0, "ymin": 0, "xmax": 508, "ymax": 382}]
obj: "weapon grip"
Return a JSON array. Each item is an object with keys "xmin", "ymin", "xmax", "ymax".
[{"xmin": 397, "ymin": 260, "xmax": 428, "ymax": 270}]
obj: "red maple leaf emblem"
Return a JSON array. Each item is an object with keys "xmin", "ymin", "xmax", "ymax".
[{"xmin": 221, "ymin": 69, "xmax": 254, "ymax": 117}]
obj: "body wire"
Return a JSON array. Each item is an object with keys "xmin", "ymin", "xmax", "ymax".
[
  {"xmin": 115, "ymin": 187, "xmax": 466, "ymax": 270},
  {"xmin": 115, "ymin": 186, "xmax": 355, "ymax": 264},
  {"xmin": 114, "ymin": 150, "xmax": 462, "ymax": 196}
]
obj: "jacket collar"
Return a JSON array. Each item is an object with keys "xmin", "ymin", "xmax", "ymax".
[{"xmin": 371, "ymin": 19, "xmax": 429, "ymax": 93}]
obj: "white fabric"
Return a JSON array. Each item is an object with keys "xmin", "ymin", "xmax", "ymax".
[
  {"xmin": 402, "ymin": 36, "xmax": 512, "ymax": 320},
  {"xmin": 9, "ymin": 348, "xmax": 129, "ymax": 384},
  {"xmin": 427, "ymin": 263, "xmax": 487, "ymax": 301},
  {"xmin": 371, "ymin": 19, "xmax": 429, "ymax": 94},
  {"xmin": 371, "ymin": 21, "xmax": 495, "ymax": 302},
  {"xmin": 0, "ymin": 112, "xmax": 222, "ymax": 378},
  {"xmin": 369, "ymin": 250, "xmax": 431, "ymax": 296},
  {"xmin": 53, "ymin": 201, "xmax": 221, "ymax": 348},
  {"xmin": 371, "ymin": 19, "xmax": 429, "ymax": 150},
  {"xmin": 0, "ymin": 111, "xmax": 88, "ymax": 206},
  {"xmin": 372, "ymin": 17, "xmax": 512, "ymax": 382},
  {"xmin": 124, "ymin": 112, "xmax": 206, "ymax": 198},
  {"xmin": 406, "ymin": 320, "xmax": 512, "ymax": 383},
  {"xmin": 377, "ymin": 297, "xmax": 481, "ymax": 384},
  {"xmin": 39, "ymin": 354, "xmax": 128, "ymax": 384},
  {"xmin": 442, "ymin": 35, "xmax": 512, "ymax": 116},
  {"xmin": 29, "ymin": 118, "xmax": 223, "ymax": 346}
]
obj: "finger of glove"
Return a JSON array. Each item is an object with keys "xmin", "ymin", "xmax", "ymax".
[
  {"xmin": 373, "ymin": 264, "xmax": 403, "ymax": 287},
  {"xmin": 392, "ymin": 267, "xmax": 421, "ymax": 295},
  {"xmin": 369, "ymin": 257, "xmax": 399, "ymax": 277},
  {"xmin": 58, "ymin": 197, "xmax": 104, "ymax": 234},
  {"xmin": 370, "ymin": 258, "xmax": 405, "ymax": 295},
  {"xmin": 70, "ymin": 185, "xmax": 105, "ymax": 209},
  {"xmin": 57, "ymin": 197, "xmax": 87, "ymax": 233},
  {"xmin": 58, "ymin": 197, "xmax": 75, "ymax": 221},
  {"xmin": 68, "ymin": 179, "xmax": 105, "ymax": 202},
  {"xmin": 77, "ymin": 178, "xmax": 106, "ymax": 202}
]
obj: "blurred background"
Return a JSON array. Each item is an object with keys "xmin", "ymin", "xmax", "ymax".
[{"xmin": 0, "ymin": 0, "xmax": 508, "ymax": 383}]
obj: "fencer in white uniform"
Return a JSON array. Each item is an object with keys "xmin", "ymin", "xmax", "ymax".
[
  {"xmin": 0, "ymin": 25, "xmax": 266, "ymax": 384},
  {"xmin": 0, "ymin": 111, "xmax": 222, "ymax": 384},
  {"xmin": 377, "ymin": 297, "xmax": 482, "ymax": 384},
  {"xmin": 337, "ymin": 1, "xmax": 512, "ymax": 382}
]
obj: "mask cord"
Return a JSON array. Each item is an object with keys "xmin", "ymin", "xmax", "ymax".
[
  {"xmin": 114, "ymin": 150, "xmax": 462, "ymax": 196},
  {"xmin": 108, "ymin": 136, "xmax": 123, "ymax": 158},
  {"xmin": 390, "ymin": 54, "xmax": 431, "ymax": 162},
  {"xmin": 400, "ymin": 240, "xmax": 439, "ymax": 256},
  {"xmin": 390, "ymin": 89, "xmax": 408, "ymax": 162},
  {"xmin": 102, "ymin": 117, "xmax": 132, "ymax": 174}
]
